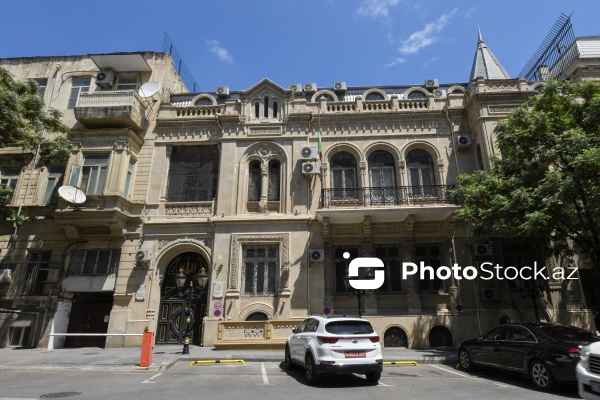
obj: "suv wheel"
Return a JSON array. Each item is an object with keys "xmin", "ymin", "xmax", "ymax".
[
  {"xmin": 458, "ymin": 348, "xmax": 474, "ymax": 371},
  {"xmin": 305, "ymin": 353, "xmax": 319, "ymax": 385},
  {"xmin": 529, "ymin": 360, "xmax": 555, "ymax": 391},
  {"xmin": 284, "ymin": 345, "xmax": 294, "ymax": 370},
  {"xmin": 366, "ymin": 371, "xmax": 381, "ymax": 383}
]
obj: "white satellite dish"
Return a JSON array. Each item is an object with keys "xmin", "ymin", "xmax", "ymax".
[
  {"xmin": 58, "ymin": 186, "xmax": 86, "ymax": 205},
  {"xmin": 138, "ymin": 81, "xmax": 161, "ymax": 98}
]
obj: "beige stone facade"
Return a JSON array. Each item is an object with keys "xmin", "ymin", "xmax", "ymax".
[{"xmin": 0, "ymin": 37, "xmax": 599, "ymax": 350}]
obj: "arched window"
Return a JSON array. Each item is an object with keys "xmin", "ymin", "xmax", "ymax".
[
  {"xmin": 195, "ymin": 98, "xmax": 213, "ymax": 106},
  {"xmin": 264, "ymin": 96, "xmax": 269, "ymax": 118},
  {"xmin": 246, "ymin": 312, "xmax": 269, "ymax": 321},
  {"xmin": 368, "ymin": 150, "xmax": 397, "ymax": 205},
  {"xmin": 273, "ymin": 101, "xmax": 278, "ymax": 118},
  {"xmin": 384, "ymin": 327, "xmax": 408, "ymax": 348},
  {"xmin": 366, "ymin": 92, "xmax": 385, "ymax": 101},
  {"xmin": 429, "ymin": 326, "xmax": 453, "ymax": 347},
  {"xmin": 268, "ymin": 160, "xmax": 280, "ymax": 201},
  {"xmin": 330, "ymin": 152, "xmax": 358, "ymax": 200},
  {"xmin": 254, "ymin": 102, "xmax": 260, "ymax": 118},
  {"xmin": 316, "ymin": 94, "xmax": 334, "ymax": 102},
  {"xmin": 407, "ymin": 91, "xmax": 426, "ymax": 100},
  {"xmin": 406, "ymin": 149, "xmax": 436, "ymax": 197},
  {"xmin": 248, "ymin": 161, "xmax": 261, "ymax": 201}
]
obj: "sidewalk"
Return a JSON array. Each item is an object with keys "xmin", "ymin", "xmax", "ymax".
[{"xmin": 0, "ymin": 345, "xmax": 457, "ymax": 372}]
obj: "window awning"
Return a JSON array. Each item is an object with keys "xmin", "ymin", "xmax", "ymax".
[{"xmin": 89, "ymin": 52, "xmax": 152, "ymax": 72}]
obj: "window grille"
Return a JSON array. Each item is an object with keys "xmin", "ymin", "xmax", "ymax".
[
  {"xmin": 167, "ymin": 146, "xmax": 218, "ymax": 202},
  {"xmin": 243, "ymin": 245, "xmax": 278, "ymax": 296},
  {"xmin": 67, "ymin": 249, "xmax": 121, "ymax": 276}
]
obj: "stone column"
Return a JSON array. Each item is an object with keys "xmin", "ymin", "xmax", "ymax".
[{"xmin": 402, "ymin": 242, "xmax": 421, "ymax": 313}]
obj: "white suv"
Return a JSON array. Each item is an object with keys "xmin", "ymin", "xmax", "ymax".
[
  {"xmin": 578, "ymin": 341, "xmax": 600, "ymax": 399},
  {"xmin": 284, "ymin": 315, "xmax": 383, "ymax": 384}
]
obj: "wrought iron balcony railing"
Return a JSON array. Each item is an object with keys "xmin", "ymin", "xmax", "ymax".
[{"xmin": 320, "ymin": 185, "xmax": 456, "ymax": 208}]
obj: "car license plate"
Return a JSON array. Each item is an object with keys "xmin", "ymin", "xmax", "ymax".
[
  {"xmin": 592, "ymin": 381, "xmax": 600, "ymax": 393},
  {"xmin": 345, "ymin": 352, "xmax": 366, "ymax": 358}
]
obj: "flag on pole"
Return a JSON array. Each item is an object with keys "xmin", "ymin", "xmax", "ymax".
[{"xmin": 317, "ymin": 128, "xmax": 323, "ymax": 161}]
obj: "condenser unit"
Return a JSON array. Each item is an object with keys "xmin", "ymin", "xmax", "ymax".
[
  {"xmin": 425, "ymin": 78, "xmax": 439, "ymax": 88},
  {"xmin": 475, "ymin": 244, "xmax": 493, "ymax": 256},
  {"xmin": 302, "ymin": 161, "xmax": 320, "ymax": 175},
  {"xmin": 216, "ymin": 86, "xmax": 229, "ymax": 96},
  {"xmin": 304, "ymin": 83, "xmax": 317, "ymax": 92},
  {"xmin": 300, "ymin": 146, "xmax": 318, "ymax": 160},
  {"xmin": 135, "ymin": 249, "xmax": 153, "ymax": 263},
  {"xmin": 96, "ymin": 71, "xmax": 114, "ymax": 88},
  {"xmin": 456, "ymin": 135, "xmax": 472, "ymax": 148},
  {"xmin": 309, "ymin": 249, "xmax": 324, "ymax": 262},
  {"xmin": 481, "ymin": 287, "xmax": 498, "ymax": 301}
]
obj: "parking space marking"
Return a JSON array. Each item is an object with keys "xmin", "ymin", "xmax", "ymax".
[
  {"xmin": 260, "ymin": 362, "xmax": 269, "ymax": 385},
  {"xmin": 142, "ymin": 372, "xmax": 163, "ymax": 384},
  {"xmin": 429, "ymin": 365, "xmax": 510, "ymax": 388}
]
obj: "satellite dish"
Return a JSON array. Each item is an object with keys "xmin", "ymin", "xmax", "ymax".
[
  {"xmin": 138, "ymin": 81, "xmax": 161, "ymax": 98},
  {"xmin": 58, "ymin": 186, "xmax": 86, "ymax": 205}
]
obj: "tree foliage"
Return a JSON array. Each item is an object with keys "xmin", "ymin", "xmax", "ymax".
[
  {"xmin": 0, "ymin": 66, "xmax": 72, "ymax": 222},
  {"xmin": 452, "ymin": 80, "xmax": 600, "ymax": 269}
]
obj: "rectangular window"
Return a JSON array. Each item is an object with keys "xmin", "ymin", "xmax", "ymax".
[
  {"xmin": 33, "ymin": 78, "xmax": 48, "ymax": 98},
  {"xmin": 116, "ymin": 75, "xmax": 138, "ymax": 91},
  {"xmin": 167, "ymin": 146, "xmax": 219, "ymax": 202},
  {"xmin": 375, "ymin": 244, "xmax": 403, "ymax": 293},
  {"xmin": 68, "ymin": 77, "xmax": 91, "ymax": 109},
  {"xmin": 0, "ymin": 168, "xmax": 21, "ymax": 204},
  {"xmin": 67, "ymin": 249, "xmax": 121, "ymax": 276},
  {"xmin": 123, "ymin": 160, "xmax": 135, "ymax": 199},
  {"xmin": 43, "ymin": 167, "xmax": 65, "ymax": 205},
  {"xmin": 334, "ymin": 246, "xmax": 359, "ymax": 293},
  {"xmin": 415, "ymin": 243, "xmax": 445, "ymax": 293},
  {"xmin": 243, "ymin": 245, "xmax": 278, "ymax": 295},
  {"xmin": 69, "ymin": 154, "xmax": 110, "ymax": 196},
  {"xmin": 21, "ymin": 251, "xmax": 54, "ymax": 295},
  {"xmin": 8, "ymin": 326, "xmax": 30, "ymax": 347}
]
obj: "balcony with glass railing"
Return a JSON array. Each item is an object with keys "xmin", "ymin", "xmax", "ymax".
[{"xmin": 74, "ymin": 91, "xmax": 147, "ymax": 132}]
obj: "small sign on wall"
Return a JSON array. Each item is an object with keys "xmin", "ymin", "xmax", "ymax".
[{"xmin": 213, "ymin": 282, "xmax": 224, "ymax": 299}]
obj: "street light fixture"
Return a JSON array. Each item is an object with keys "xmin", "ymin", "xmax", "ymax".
[
  {"xmin": 343, "ymin": 268, "xmax": 375, "ymax": 317},
  {"xmin": 174, "ymin": 267, "xmax": 209, "ymax": 354}
]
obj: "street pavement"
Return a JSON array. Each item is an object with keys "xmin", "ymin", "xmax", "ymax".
[{"xmin": 0, "ymin": 345, "xmax": 457, "ymax": 372}]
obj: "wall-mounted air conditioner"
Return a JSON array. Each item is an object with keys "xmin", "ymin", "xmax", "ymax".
[
  {"xmin": 300, "ymin": 146, "xmax": 318, "ymax": 160},
  {"xmin": 309, "ymin": 249, "xmax": 324, "ymax": 262},
  {"xmin": 333, "ymin": 82, "xmax": 347, "ymax": 92},
  {"xmin": 304, "ymin": 83, "xmax": 317, "ymax": 92},
  {"xmin": 475, "ymin": 244, "xmax": 493, "ymax": 256},
  {"xmin": 96, "ymin": 71, "xmax": 114, "ymax": 88},
  {"xmin": 456, "ymin": 135, "xmax": 472, "ymax": 148},
  {"xmin": 216, "ymin": 86, "xmax": 229, "ymax": 96},
  {"xmin": 136, "ymin": 249, "xmax": 153, "ymax": 263},
  {"xmin": 289, "ymin": 84, "xmax": 303, "ymax": 93},
  {"xmin": 433, "ymin": 89, "xmax": 447, "ymax": 98},
  {"xmin": 481, "ymin": 287, "xmax": 498, "ymax": 301},
  {"xmin": 302, "ymin": 161, "xmax": 320, "ymax": 175},
  {"xmin": 425, "ymin": 78, "xmax": 439, "ymax": 88}
]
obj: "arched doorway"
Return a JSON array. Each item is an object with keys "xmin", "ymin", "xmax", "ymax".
[
  {"xmin": 384, "ymin": 326, "xmax": 408, "ymax": 348},
  {"xmin": 429, "ymin": 325, "xmax": 453, "ymax": 347},
  {"xmin": 156, "ymin": 252, "xmax": 208, "ymax": 345}
]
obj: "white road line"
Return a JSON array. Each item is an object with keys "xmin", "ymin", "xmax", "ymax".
[
  {"xmin": 0, "ymin": 398, "xmax": 39, "ymax": 400},
  {"xmin": 261, "ymin": 362, "xmax": 269, "ymax": 385},
  {"xmin": 142, "ymin": 372, "xmax": 163, "ymax": 384},
  {"xmin": 429, "ymin": 365, "xmax": 510, "ymax": 388},
  {"xmin": 377, "ymin": 381, "xmax": 395, "ymax": 387}
]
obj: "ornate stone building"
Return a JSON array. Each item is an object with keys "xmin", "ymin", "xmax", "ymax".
[{"xmin": 1, "ymin": 33, "xmax": 599, "ymax": 349}]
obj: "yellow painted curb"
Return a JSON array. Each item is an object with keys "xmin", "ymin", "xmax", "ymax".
[
  {"xmin": 382, "ymin": 361, "xmax": 419, "ymax": 366},
  {"xmin": 456, "ymin": 363, "xmax": 461, "ymax": 369},
  {"xmin": 190, "ymin": 360, "xmax": 245, "ymax": 366}
]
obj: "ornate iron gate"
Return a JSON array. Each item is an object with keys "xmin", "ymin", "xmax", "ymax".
[{"xmin": 156, "ymin": 252, "xmax": 208, "ymax": 345}]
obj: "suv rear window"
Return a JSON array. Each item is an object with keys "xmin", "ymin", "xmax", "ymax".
[{"xmin": 325, "ymin": 321, "xmax": 374, "ymax": 335}]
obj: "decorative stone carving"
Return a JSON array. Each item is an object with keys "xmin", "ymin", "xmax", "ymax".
[
  {"xmin": 321, "ymin": 216, "xmax": 330, "ymax": 236},
  {"xmin": 157, "ymin": 237, "xmax": 213, "ymax": 251},
  {"xmin": 363, "ymin": 215, "xmax": 372, "ymax": 236},
  {"xmin": 437, "ymin": 158, "xmax": 444, "ymax": 172},
  {"xmin": 398, "ymin": 160, "xmax": 406, "ymax": 170},
  {"xmin": 405, "ymin": 214, "xmax": 416, "ymax": 236}
]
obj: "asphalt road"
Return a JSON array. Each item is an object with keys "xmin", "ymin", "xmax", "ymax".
[{"xmin": 0, "ymin": 361, "xmax": 580, "ymax": 400}]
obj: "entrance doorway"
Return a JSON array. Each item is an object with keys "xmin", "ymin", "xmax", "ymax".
[
  {"xmin": 64, "ymin": 292, "xmax": 114, "ymax": 348},
  {"xmin": 156, "ymin": 252, "xmax": 208, "ymax": 345}
]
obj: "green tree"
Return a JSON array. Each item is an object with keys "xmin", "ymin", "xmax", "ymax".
[
  {"xmin": 0, "ymin": 66, "xmax": 72, "ymax": 222},
  {"xmin": 452, "ymin": 80, "xmax": 600, "ymax": 270}
]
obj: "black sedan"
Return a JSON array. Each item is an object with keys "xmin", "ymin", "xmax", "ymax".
[{"xmin": 458, "ymin": 322, "xmax": 600, "ymax": 390}]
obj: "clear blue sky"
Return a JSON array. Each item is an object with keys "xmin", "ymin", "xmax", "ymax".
[{"xmin": 2, "ymin": 1, "xmax": 600, "ymax": 92}]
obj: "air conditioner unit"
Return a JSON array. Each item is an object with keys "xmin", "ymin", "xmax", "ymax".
[
  {"xmin": 216, "ymin": 86, "xmax": 229, "ymax": 96},
  {"xmin": 300, "ymin": 146, "xmax": 318, "ymax": 160},
  {"xmin": 309, "ymin": 249, "xmax": 324, "ymax": 262},
  {"xmin": 0, "ymin": 269, "xmax": 12, "ymax": 284},
  {"xmin": 333, "ymin": 82, "xmax": 347, "ymax": 92},
  {"xmin": 304, "ymin": 83, "xmax": 317, "ymax": 92},
  {"xmin": 475, "ymin": 244, "xmax": 493, "ymax": 256},
  {"xmin": 433, "ymin": 89, "xmax": 447, "ymax": 98},
  {"xmin": 289, "ymin": 83, "xmax": 303, "ymax": 93},
  {"xmin": 425, "ymin": 78, "xmax": 439, "ymax": 89},
  {"xmin": 135, "ymin": 249, "xmax": 153, "ymax": 263},
  {"xmin": 96, "ymin": 70, "xmax": 114, "ymax": 88},
  {"xmin": 456, "ymin": 135, "xmax": 472, "ymax": 148},
  {"xmin": 302, "ymin": 161, "xmax": 320, "ymax": 175},
  {"xmin": 481, "ymin": 287, "xmax": 498, "ymax": 301}
]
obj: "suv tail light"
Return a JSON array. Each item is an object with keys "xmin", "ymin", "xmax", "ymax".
[
  {"xmin": 317, "ymin": 336, "xmax": 339, "ymax": 344},
  {"xmin": 567, "ymin": 347, "xmax": 581, "ymax": 363},
  {"xmin": 369, "ymin": 336, "xmax": 380, "ymax": 343}
]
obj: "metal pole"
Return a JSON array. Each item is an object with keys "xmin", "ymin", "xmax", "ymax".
[
  {"xmin": 180, "ymin": 287, "xmax": 187, "ymax": 353},
  {"xmin": 357, "ymin": 290, "xmax": 362, "ymax": 317}
]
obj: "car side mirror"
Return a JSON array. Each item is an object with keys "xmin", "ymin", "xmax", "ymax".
[{"xmin": 292, "ymin": 327, "xmax": 298, "ymax": 334}]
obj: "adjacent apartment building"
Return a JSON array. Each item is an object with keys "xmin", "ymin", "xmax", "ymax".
[{"xmin": 1, "ymin": 30, "xmax": 599, "ymax": 349}]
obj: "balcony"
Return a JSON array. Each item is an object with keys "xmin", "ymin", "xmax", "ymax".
[
  {"xmin": 74, "ymin": 91, "xmax": 146, "ymax": 132},
  {"xmin": 318, "ymin": 185, "xmax": 458, "ymax": 224}
]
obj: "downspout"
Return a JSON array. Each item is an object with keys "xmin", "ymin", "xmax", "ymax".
[{"xmin": 444, "ymin": 106, "xmax": 482, "ymax": 335}]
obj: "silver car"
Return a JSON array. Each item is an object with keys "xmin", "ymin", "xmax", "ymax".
[{"xmin": 284, "ymin": 315, "xmax": 383, "ymax": 384}]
